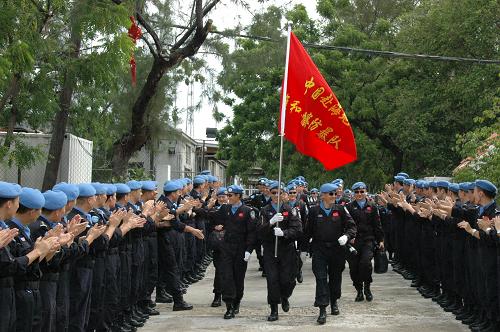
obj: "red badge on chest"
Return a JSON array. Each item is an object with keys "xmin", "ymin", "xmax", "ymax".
[
  {"xmin": 238, "ymin": 212, "xmax": 244, "ymax": 218},
  {"xmin": 367, "ymin": 206, "xmax": 372, "ymax": 212},
  {"xmin": 332, "ymin": 211, "xmax": 340, "ymax": 217},
  {"xmin": 283, "ymin": 211, "xmax": 289, "ymax": 217},
  {"xmin": 341, "ymin": 202, "xmax": 345, "ymax": 206}
]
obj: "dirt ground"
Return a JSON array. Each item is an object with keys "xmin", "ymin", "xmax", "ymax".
[{"xmin": 141, "ymin": 254, "xmax": 468, "ymax": 331}]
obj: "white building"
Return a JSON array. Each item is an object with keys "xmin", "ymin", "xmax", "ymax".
[{"xmin": 0, "ymin": 132, "xmax": 93, "ymax": 188}]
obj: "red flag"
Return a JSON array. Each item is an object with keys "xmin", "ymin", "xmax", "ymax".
[{"xmin": 279, "ymin": 32, "xmax": 357, "ymax": 170}]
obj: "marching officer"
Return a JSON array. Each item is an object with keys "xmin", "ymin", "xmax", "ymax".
[
  {"xmin": 346, "ymin": 182, "xmax": 384, "ymax": 302},
  {"xmin": 257, "ymin": 181, "xmax": 303, "ymax": 322},
  {"xmin": 305, "ymin": 182, "xmax": 356, "ymax": 325},
  {"xmin": 209, "ymin": 185, "xmax": 257, "ymax": 319}
]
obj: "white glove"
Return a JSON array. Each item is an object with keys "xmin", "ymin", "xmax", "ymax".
[
  {"xmin": 269, "ymin": 213, "xmax": 284, "ymax": 225},
  {"xmin": 243, "ymin": 251, "xmax": 251, "ymax": 262},
  {"xmin": 338, "ymin": 235, "xmax": 348, "ymax": 246},
  {"xmin": 274, "ymin": 227, "xmax": 284, "ymax": 237},
  {"xmin": 300, "ymin": 251, "xmax": 308, "ymax": 262}
]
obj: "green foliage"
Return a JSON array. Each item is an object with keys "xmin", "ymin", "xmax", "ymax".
[{"xmin": 216, "ymin": 0, "xmax": 499, "ymax": 190}]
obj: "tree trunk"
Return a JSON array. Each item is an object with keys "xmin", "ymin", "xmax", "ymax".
[
  {"xmin": 110, "ymin": 17, "xmax": 213, "ymax": 178},
  {"xmin": 42, "ymin": 33, "xmax": 81, "ymax": 191}
]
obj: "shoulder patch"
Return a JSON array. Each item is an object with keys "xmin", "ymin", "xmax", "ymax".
[
  {"xmin": 292, "ymin": 208, "xmax": 297, "ymax": 217},
  {"xmin": 250, "ymin": 210, "xmax": 256, "ymax": 219}
]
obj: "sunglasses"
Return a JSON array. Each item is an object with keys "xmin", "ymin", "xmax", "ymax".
[
  {"xmin": 270, "ymin": 191, "xmax": 279, "ymax": 195},
  {"xmin": 354, "ymin": 190, "xmax": 366, "ymax": 194},
  {"xmin": 328, "ymin": 192, "xmax": 336, "ymax": 196},
  {"xmin": 227, "ymin": 194, "xmax": 234, "ymax": 197},
  {"xmin": 289, "ymin": 191, "xmax": 297, "ymax": 194}
]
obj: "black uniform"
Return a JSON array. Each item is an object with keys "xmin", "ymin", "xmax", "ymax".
[
  {"xmin": 209, "ymin": 203, "xmax": 257, "ymax": 305},
  {"xmin": 346, "ymin": 200, "xmax": 384, "ymax": 289},
  {"xmin": 306, "ymin": 203, "xmax": 356, "ymax": 308},
  {"xmin": 257, "ymin": 204, "xmax": 303, "ymax": 305}
]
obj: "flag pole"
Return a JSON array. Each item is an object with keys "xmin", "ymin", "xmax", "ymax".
[{"xmin": 275, "ymin": 22, "xmax": 292, "ymax": 258}]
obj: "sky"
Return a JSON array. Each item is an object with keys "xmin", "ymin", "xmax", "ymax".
[{"xmin": 172, "ymin": 0, "xmax": 319, "ymax": 140}]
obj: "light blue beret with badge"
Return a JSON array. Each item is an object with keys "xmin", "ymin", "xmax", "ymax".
[
  {"xmin": 403, "ymin": 178, "xmax": 415, "ymax": 186},
  {"xmin": 397, "ymin": 172, "xmax": 409, "ymax": 179},
  {"xmin": 475, "ymin": 179, "xmax": 497, "ymax": 196},
  {"xmin": 436, "ymin": 181, "xmax": 449, "ymax": 189},
  {"xmin": 217, "ymin": 187, "xmax": 228, "ymax": 196},
  {"xmin": 193, "ymin": 176, "xmax": 206, "ymax": 185},
  {"xmin": 77, "ymin": 184, "xmax": 96, "ymax": 198},
  {"xmin": 163, "ymin": 180, "xmax": 182, "ymax": 192},
  {"xmin": 320, "ymin": 183, "xmax": 338, "ymax": 193},
  {"xmin": 394, "ymin": 175, "xmax": 405, "ymax": 183},
  {"xmin": 0, "ymin": 181, "xmax": 22, "ymax": 198},
  {"xmin": 20, "ymin": 188, "xmax": 45, "ymax": 209},
  {"xmin": 141, "ymin": 181, "xmax": 157, "ymax": 191},
  {"xmin": 53, "ymin": 183, "xmax": 79, "ymax": 201},
  {"xmin": 105, "ymin": 184, "xmax": 117, "ymax": 195},
  {"xmin": 115, "ymin": 183, "xmax": 131, "ymax": 194},
  {"xmin": 449, "ymin": 183, "xmax": 459, "ymax": 193},
  {"xmin": 227, "ymin": 185, "xmax": 244, "ymax": 194},
  {"xmin": 126, "ymin": 180, "xmax": 142, "ymax": 191},
  {"xmin": 43, "ymin": 190, "xmax": 68, "ymax": 210},
  {"xmin": 91, "ymin": 182, "xmax": 107, "ymax": 195},
  {"xmin": 351, "ymin": 182, "xmax": 367, "ymax": 191}
]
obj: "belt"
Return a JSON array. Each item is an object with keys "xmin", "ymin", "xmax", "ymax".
[
  {"xmin": 41, "ymin": 272, "xmax": 59, "ymax": 282},
  {"xmin": 0, "ymin": 277, "xmax": 14, "ymax": 288},
  {"xmin": 15, "ymin": 280, "xmax": 40, "ymax": 290}
]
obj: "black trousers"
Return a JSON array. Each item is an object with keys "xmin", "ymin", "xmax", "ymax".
[
  {"xmin": 347, "ymin": 240, "xmax": 374, "ymax": 288},
  {"xmin": 56, "ymin": 267, "xmax": 70, "ymax": 332},
  {"xmin": 219, "ymin": 243, "xmax": 247, "ymax": 303},
  {"xmin": 87, "ymin": 255, "xmax": 106, "ymax": 331},
  {"xmin": 103, "ymin": 251, "xmax": 121, "ymax": 329},
  {"xmin": 15, "ymin": 284, "xmax": 42, "ymax": 332},
  {"xmin": 143, "ymin": 234, "xmax": 158, "ymax": 303},
  {"xmin": 0, "ymin": 284, "xmax": 16, "ymax": 332},
  {"xmin": 119, "ymin": 246, "xmax": 132, "ymax": 313},
  {"xmin": 212, "ymin": 249, "xmax": 223, "ymax": 295},
  {"xmin": 40, "ymin": 277, "xmax": 58, "ymax": 332},
  {"xmin": 69, "ymin": 264, "xmax": 93, "ymax": 332},
  {"xmin": 157, "ymin": 233, "xmax": 183, "ymax": 302},
  {"xmin": 263, "ymin": 243, "xmax": 297, "ymax": 304},
  {"xmin": 312, "ymin": 246, "xmax": 345, "ymax": 307},
  {"xmin": 130, "ymin": 239, "xmax": 145, "ymax": 306}
]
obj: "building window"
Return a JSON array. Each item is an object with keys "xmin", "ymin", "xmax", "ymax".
[{"xmin": 185, "ymin": 145, "xmax": 191, "ymax": 164}]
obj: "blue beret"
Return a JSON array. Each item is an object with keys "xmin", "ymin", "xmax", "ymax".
[
  {"xmin": 415, "ymin": 180, "xmax": 424, "ymax": 189},
  {"xmin": 295, "ymin": 176, "xmax": 305, "ymax": 181},
  {"xmin": 268, "ymin": 181, "xmax": 283, "ymax": 191},
  {"xmin": 227, "ymin": 185, "xmax": 244, "ymax": 194},
  {"xmin": 217, "ymin": 187, "xmax": 228, "ymax": 196},
  {"xmin": 351, "ymin": 182, "xmax": 367, "ymax": 190},
  {"xmin": 331, "ymin": 178, "xmax": 343, "ymax": 186},
  {"xmin": 421, "ymin": 181, "xmax": 430, "ymax": 189},
  {"xmin": 163, "ymin": 181, "xmax": 182, "ymax": 192},
  {"xmin": 403, "ymin": 178, "xmax": 415, "ymax": 186},
  {"xmin": 394, "ymin": 175, "xmax": 405, "ymax": 183},
  {"xmin": 320, "ymin": 183, "xmax": 338, "ymax": 193},
  {"xmin": 193, "ymin": 176, "xmax": 206, "ymax": 185},
  {"xmin": 287, "ymin": 184, "xmax": 297, "ymax": 191},
  {"xmin": 475, "ymin": 180, "xmax": 497, "ymax": 195},
  {"xmin": 0, "ymin": 181, "xmax": 22, "ymax": 199},
  {"xmin": 200, "ymin": 170, "xmax": 211, "ymax": 175},
  {"xmin": 115, "ymin": 183, "xmax": 131, "ymax": 194},
  {"xmin": 126, "ymin": 180, "xmax": 142, "ymax": 191},
  {"xmin": 436, "ymin": 181, "xmax": 449, "ymax": 189},
  {"xmin": 449, "ymin": 183, "xmax": 460, "ymax": 193},
  {"xmin": 344, "ymin": 189, "xmax": 352, "ymax": 194},
  {"xmin": 77, "ymin": 184, "xmax": 96, "ymax": 198},
  {"xmin": 141, "ymin": 181, "xmax": 157, "ymax": 191},
  {"xmin": 105, "ymin": 184, "xmax": 117, "ymax": 195},
  {"xmin": 397, "ymin": 172, "xmax": 409, "ymax": 179},
  {"xmin": 20, "ymin": 188, "xmax": 45, "ymax": 209},
  {"xmin": 43, "ymin": 190, "xmax": 68, "ymax": 210},
  {"xmin": 459, "ymin": 182, "xmax": 469, "ymax": 191},
  {"xmin": 53, "ymin": 183, "xmax": 79, "ymax": 201},
  {"xmin": 91, "ymin": 182, "xmax": 107, "ymax": 195},
  {"xmin": 310, "ymin": 188, "xmax": 319, "ymax": 193},
  {"xmin": 184, "ymin": 178, "xmax": 192, "ymax": 185},
  {"xmin": 467, "ymin": 182, "xmax": 475, "ymax": 191},
  {"xmin": 258, "ymin": 178, "xmax": 268, "ymax": 185}
]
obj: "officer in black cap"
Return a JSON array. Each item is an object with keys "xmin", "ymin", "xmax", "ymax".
[
  {"xmin": 257, "ymin": 181, "xmax": 303, "ymax": 322},
  {"xmin": 305, "ymin": 183, "xmax": 356, "ymax": 325}
]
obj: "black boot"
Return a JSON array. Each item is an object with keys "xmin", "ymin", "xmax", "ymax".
[
  {"xmin": 156, "ymin": 289, "xmax": 173, "ymax": 303},
  {"xmin": 211, "ymin": 293, "xmax": 222, "ymax": 307},
  {"xmin": 267, "ymin": 304, "xmax": 279, "ymax": 321},
  {"xmin": 281, "ymin": 298, "xmax": 290, "ymax": 312},
  {"xmin": 317, "ymin": 306, "xmax": 327, "ymax": 325},
  {"xmin": 224, "ymin": 302, "xmax": 235, "ymax": 319},
  {"xmin": 173, "ymin": 300, "xmax": 193, "ymax": 311},
  {"xmin": 331, "ymin": 300, "xmax": 339, "ymax": 315},
  {"xmin": 233, "ymin": 301, "xmax": 240, "ymax": 315},
  {"xmin": 364, "ymin": 283, "xmax": 373, "ymax": 302},
  {"xmin": 355, "ymin": 286, "xmax": 364, "ymax": 302}
]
